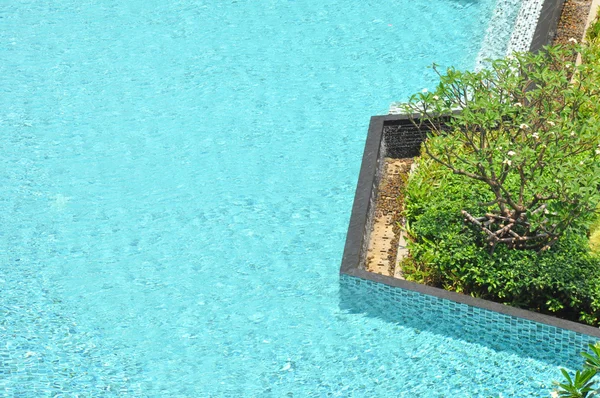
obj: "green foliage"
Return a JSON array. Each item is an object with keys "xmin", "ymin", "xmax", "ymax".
[
  {"xmin": 404, "ymin": 152, "xmax": 600, "ymax": 325},
  {"xmin": 590, "ymin": 207, "xmax": 600, "ymax": 254},
  {"xmin": 556, "ymin": 368, "xmax": 596, "ymax": 397},
  {"xmin": 585, "ymin": 9, "xmax": 600, "ymax": 255},
  {"xmin": 586, "ymin": 7, "xmax": 600, "ymax": 44},
  {"xmin": 402, "ymin": 45, "xmax": 600, "ymax": 251},
  {"xmin": 591, "ymin": 228, "xmax": 600, "ymax": 253},
  {"xmin": 401, "ymin": 42, "xmax": 600, "ymax": 325},
  {"xmin": 582, "ymin": 343, "xmax": 600, "ymax": 372},
  {"xmin": 555, "ymin": 342, "xmax": 600, "ymax": 397}
]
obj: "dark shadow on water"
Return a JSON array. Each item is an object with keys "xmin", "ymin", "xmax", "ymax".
[{"xmin": 339, "ymin": 274, "xmax": 592, "ymax": 370}]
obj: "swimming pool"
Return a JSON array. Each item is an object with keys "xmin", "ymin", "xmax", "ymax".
[{"xmin": 0, "ymin": 0, "xmax": 566, "ymax": 396}]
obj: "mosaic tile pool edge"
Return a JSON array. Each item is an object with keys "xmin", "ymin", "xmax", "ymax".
[{"xmin": 339, "ymin": 273, "xmax": 597, "ymax": 369}]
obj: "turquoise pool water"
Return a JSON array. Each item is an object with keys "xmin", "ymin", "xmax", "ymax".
[{"xmin": 1, "ymin": 0, "xmax": 568, "ymax": 396}]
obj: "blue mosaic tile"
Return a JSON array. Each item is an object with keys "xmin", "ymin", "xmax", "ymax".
[{"xmin": 339, "ymin": 274, "xmax": 598, "ymax": 369}]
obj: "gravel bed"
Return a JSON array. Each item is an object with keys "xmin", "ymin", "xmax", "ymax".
[{"xmin": 554, "ymin": 0, "xmax": 594, "ymax": 45}]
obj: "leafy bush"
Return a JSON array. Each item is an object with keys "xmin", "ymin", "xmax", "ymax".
[
  {"xmin": 403, "ymin": 154, "xmax": 600, "ymax": 325},
  {"xmin": 401, "ymin": 45, "xmax": 600, "ymax": 252},
  {"xmin": 399, "ymin": 42, "xmax": 600, "ymax": 325}
]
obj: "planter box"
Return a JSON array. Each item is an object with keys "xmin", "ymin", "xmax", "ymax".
[{"xmin": 339, "ymin": 114, "xmax": 600, "ymax": 368}]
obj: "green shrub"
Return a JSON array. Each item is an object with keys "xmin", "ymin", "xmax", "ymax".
[
  {"xmin": 585, "ymin": 6, "xmax": 600, "ymax": 44},
  {"xmin": 401, "ymin": 45, "xmax": 600, "ymax": 252},
  {"xmin": 583, "ymin": 7, "xmax": 600, "ymax": 255},
  {"xmin": 404, "ymin": 153, "xmax": 600, "ymax": 325},
  {"xmin": 399, "ymin": 42, "xmax": 600, "ymax": 326}
]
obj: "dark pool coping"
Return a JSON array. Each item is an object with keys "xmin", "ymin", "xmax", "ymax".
[
  {"xmin": 340, "ymin": 114, "xmax": 600, "ymax": 339},
  {"xmin": 530, "ymin": 0, "xmax": 567, "ymax": 52}
]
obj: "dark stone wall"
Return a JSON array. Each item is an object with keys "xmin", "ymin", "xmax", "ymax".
[{"xmin": 382, "ymin": 120, "xmax": 426, "ymax": 159}]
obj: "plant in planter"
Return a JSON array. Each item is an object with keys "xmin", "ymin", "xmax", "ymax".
[
  {"xmin": 401, "ymin": 45, "xmax": 600, "ymax": 253},
  {"xmin": 399, "ymin": 44, "xmax": 600, "ymax": 325}
]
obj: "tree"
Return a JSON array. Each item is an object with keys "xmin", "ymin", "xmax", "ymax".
[{"xmin": 401, "ymin": 45, "xmax": 600, "ymax": 252}]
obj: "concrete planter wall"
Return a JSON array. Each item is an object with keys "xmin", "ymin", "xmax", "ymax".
[{"xmin": 530, "ymin": 0, "xmax": 568, "ymax": 53}]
